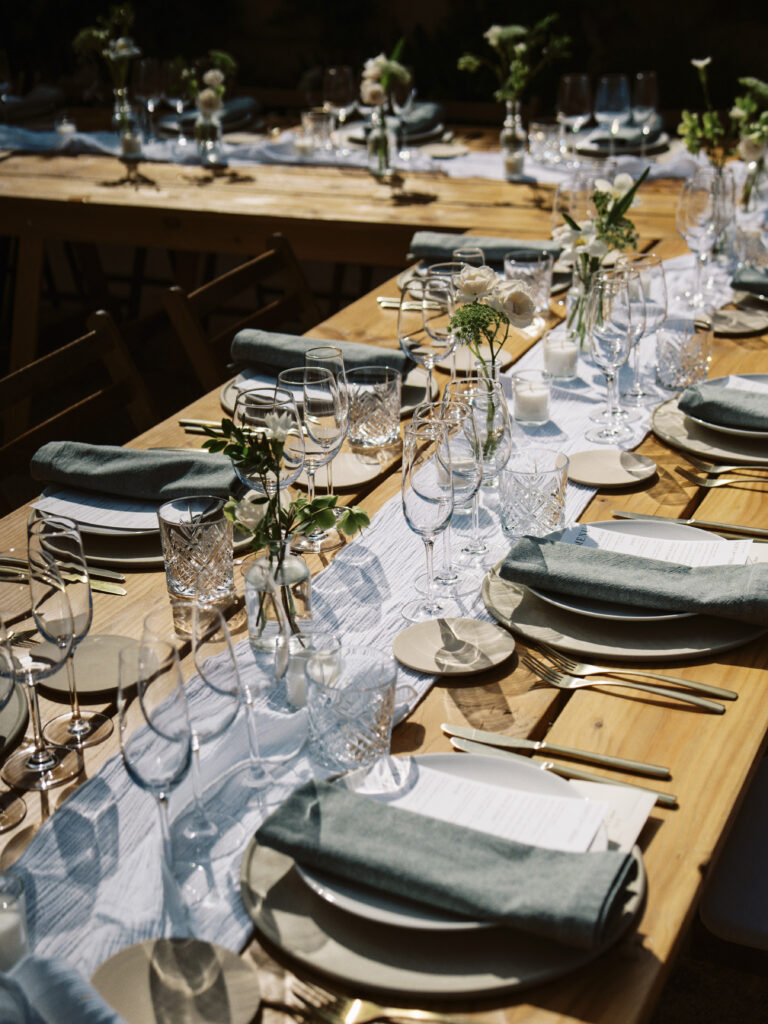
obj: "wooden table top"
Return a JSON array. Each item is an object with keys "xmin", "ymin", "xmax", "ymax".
[{"xmin": 1, "ymin": 172, "xmax": 767, "ymax": 1024}]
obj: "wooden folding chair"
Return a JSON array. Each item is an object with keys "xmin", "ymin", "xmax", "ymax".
[
  {"xmin": 0, "ymin": 309, "xmax": 157, "ymax": 512},
  {"xmin": 163, "ymin": 233, "xmax": 322, "ymax": 392}
]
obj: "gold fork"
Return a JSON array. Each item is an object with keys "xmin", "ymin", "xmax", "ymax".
[
  {"xmin": 676, "ymin": 468, "xmax": 768, "ymax": 489},
  {"xmin": 519, "ymin": 650, "xmax": 725, "ymax": 713},
  {"xmin": 684, "ymin": 455, "xmax": 768, "ymax": 475},
  {"xmin": 530, "ymin": 639, "xmax": 738, "ymax": 700},
  {"xmin": 292, "ymin": 979, "xmax": 488, "ymax": 1024}
]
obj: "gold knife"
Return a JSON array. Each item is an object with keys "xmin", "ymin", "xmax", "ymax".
[
  {"xmin": 1, "ymin": 564, "xmax": 126, "ymax": 597},
  {"xmin": 0, "ymin": 555, "xmax": 125, "ymax": 584},
  {"xmin": 611, "ymin": 510, "xmax": 768, "ymax": 540}
]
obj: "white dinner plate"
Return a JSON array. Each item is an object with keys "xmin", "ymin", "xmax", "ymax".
[
  {"xmin": 679, "ymin": 374, "xmax": 768, "ymax": 439},
  {"xmin": 652, "ymin": 398, "xmax": 768, "ymax": 466},
  {"xmin": 284, "ymin": 753, "xmax": 604, "ymax": 933},
  {"xmin": 526, "ymin": 519, "xmax": 719, "ymax": 623},
  {"xmin": 574, "ymin": 131, "xmax": 669, "ymax": 157}
]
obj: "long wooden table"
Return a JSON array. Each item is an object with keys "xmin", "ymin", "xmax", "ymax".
[{"xmin": 2, "ymin": 179, "xmax": 767, "ymax": 1023}]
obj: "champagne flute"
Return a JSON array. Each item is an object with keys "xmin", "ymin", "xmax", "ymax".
[
  {"xmin": 0, "ymin": 553, "xmax": 80, "ymax": 791},
  {"xmin": 632, "ymin": 71, "xmax": 658, "ymax": 157},
  {"xmin": 399, "ymin": 278, "xmax": 456, "ymax": 408},
  {"xmin": 118, "ymin": 637, "xmax": 192, "ymax": 932},
  {"xmin": 556, "ymin": 73, "xmax": 592, "ymax": 158},
  {"xmin": 305, "ymin": 345, "xmax": 349, "ymax": 548},
  {"xmin": 585, "ymin": 269, "xmax": 634, "ymax": 444},
  {"xmin": 401, "ymin": 422, "xmax": 454, "ymax": 622},
  {"xmin": 28, "ymin": 513, "xmax": 113, "ymax": 749},
  {"xmin": 0, "ymin": 623, "xmax": 26, "ymax": 831},
  {"xmin": 277, "ymin": 367, "xmax": 345, "ymax": 553},
  {"xmin": 594, "ymin": 74, "xmax": 631, "ymax": 157},
  {"xmin": 676, "ymin": 171, "xmax": 718, "ymax": 310},
  {"xmin": 617, "ymin": 252, "xmax": 667, "ymax": 404}
]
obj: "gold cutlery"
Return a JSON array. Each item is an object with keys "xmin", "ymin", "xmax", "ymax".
[
  {"xmin": 519, "ymin": 651, "xmax": 725, "ymax": 714},
  {"xmin": 0, "ymin": 564, "xmax": 126, "ymax": 597},
  {"xmin": 676, "ymin": 468, "xmax": 768, "ymax": 490},
  {"xmin": 442, "ymin": 722, "xmax": 670, "ymax": 777},
  {"xmin": 610, "ymin": 510, "xmax": 768, "ymax": 540},
  {"xmin": 178, "ymin": 418, "xmax": 222, "ymax": 428},
  {"xmin": 684, "ymin": 455, "xmax": 768, "ymax": 474},
  {"xmin": 451, "ymin": 739, "xmax": 678, "ymax": 808},
  {"xmin": 530, "ymin": 639, "xmax": 738, "ymax": 701},
  {"xmin": 292, "ymin": 978, "xmax": 485, "ymax": 1024},
  {"xmin": 0, "ymin": 555, "xmax": 125, "ymax": 584},
  {"xmin": 376, "ymin": 296, "xmax": 442, "ymax": 310}
]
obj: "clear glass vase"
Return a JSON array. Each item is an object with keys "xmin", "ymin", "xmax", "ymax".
[
  {"xmin": 196, "ymin": 112, "xmax": 225, "ymax": 167},
  {"xmin": 501, "ymin": 99, "xmax": 526, "ymax": 181},
  {"xmin": 367, "ymin": 106, "xmax": 394, "ymax": 178},
  {"xmin": 112, "ymin": 87, "xmax": 142, "ymax": 158},
  {"xmin": 243, "ymin": 542, "xmax": 312, "ymax": 652},
  {"xmin": 565, "ymin": 275, "xmax": 589, "ymax": 349}
]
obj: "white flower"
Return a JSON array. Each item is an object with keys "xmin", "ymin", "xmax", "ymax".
[
  {"xmin": 362, "ymin": 54, "xmax": 386, "ymax": 81},
  {"xmin": 484, "ymin": 25, "xmax": 503, "ymax": 48},
  {"xmin": 203, "ymin": 68, "xmax": 225, "ymax": 88},
  {"xmin": 488, "ymin": 279, "xmax": 536, "ymax": 328},
  {"xmin": 233, "ymin": 495, "xmax": 269, "ymax": 531},
  {"xmin": 739, "ymin": 135, "xmax": 766, "ymax": 163},
  {"xmin": 196, "ymin": 87, "xmax": 222, "ymax": 115},
  {"xmin": 265, "ymin": 410, "xmax": 293, "ymax": 441},
  {"xmin": 690, "ymin": 57, "xmax": 711, "ymax": 70},
  {"xmin": 105, "ymin": 37, "xmax": 141, "ymax": 61},
  {"xmin": 360, "ymin": 79, "xmax": 386, "ymax": 106},
  {"xmin": 731, "ymin": 105, "xmax": 747, "ymax": 121},
  {"xmin": 594, "ymin": 173, "xmax": 634, "ymax": 201},
  {"xmin": 454, "ymin": 264, "xmax": 497, "ymax": 303},
  {"xmin": 514, "ymin": 42, "xmax": 527, "ymax": 56}
]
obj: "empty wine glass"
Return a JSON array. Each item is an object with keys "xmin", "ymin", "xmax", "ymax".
[
  {"xmin": 231, "ymin": 386, "xmax": 305, "ymax": 497},
  {"xmin": 556, "ymin": 73, "xmax": 592, "ymax": 157},
  {"xmin": 676, "ymin": 170, "xmax": 719, "ymax": 311},
  {"xmin": 632, "ymin": 71, "xmax": 658, "ymax": 157},
  {"xmin": 551, "ymin": 171, "xmax": 597, "ymax": 233},
  {"xmin": 401, "ymin": 422, "xmax": 454, "ymax": 621},
  {"xmin": 322, "ymin": 66, "xmax": 357, "ymax": 126},
  {"xmin": 399, "ymin": 278, "xmax": 456, "ymax": 408},
  {"xmin": 617, "ymin": 252, "xmax": 667, "ymax": 404},
  {"xmin": 161, "ymin": 59, "xmax": 189, "ymax": 146},
  {"xmin": 118, "ymin": 636, "xmax": 192, "ymax": 932},
  {"xmin": 594, "ymin": 74, "xmax": 631, "ymax": 157},
  {"xmin": 28, "ymin": 513, "xmax": 113, "ymax": 749},
  {"xmin": 134, "ymin": 58, "xmax": 162, "ymax": 140},
  {"xmin": 585, "ymin": 269, "xmax": 634, "ymax": 444},
  {"xmin": 0, "ymin": 553, "xmax": 80, "ymax": 791},
  {"xmin": 423, "ymin": 261, "xmax": 462, "ymax": 378},
  {"xmin": 277, "ymin": 367, "xmax": 346, "ymax": 553},
  {"xmin": 451, "ymin": 246, "xmax": 485, "ymax": 267},
  {"xmin": 305, "ymin": 345, "xmax": 349, "ymax": 548}
]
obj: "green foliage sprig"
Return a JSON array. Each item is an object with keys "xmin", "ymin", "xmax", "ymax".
[
  {"xmin": 73, "ymin": 4, "xmax": 140, "ymax": 89},
  {"xmin": 678, "ymin": 58, "xmax": 733, "ymax": 170}
]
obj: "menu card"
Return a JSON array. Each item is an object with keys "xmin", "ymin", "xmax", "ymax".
[
  {"xmin": 559, "ymin": 523, "xmax": 753, "ymax": 567},
  {"xmin": 32, "ymin": 489, "xmax": 160, "ymax": 531}
]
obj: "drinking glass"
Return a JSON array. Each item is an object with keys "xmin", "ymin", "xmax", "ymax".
[
  {"xmin": 585, "ymin": 269, "xmax": 634, "ymax": 444},
  {"xmin": 676, "ymin": 170, "xmax": 718, "ymax": 310},
  {"xmin": 617, "ymin": 252, "xmax": 667, "ymax": 404},
  {"xmin": 398, "ymin": 278, "xmax": 456, "ymax": 408},
  {"xmin": 322, "ymin": 66, "xmax": 357, "ymax": 127},
  {"xmin": 277, "ymin": 367, "xmax": 346, "ymax": 553},
  {"xmin": 346, "ymin": 366, "xmax": 401, "ymax": 447},
  {"xmin": 118, "ymin": 637, "xmax": 192, "ymax": 930},
  {"xmin": 551, "ymin": 171, "xmax": 597, "ymax": 232},
  {"xmin": 423, "ymin": 261, "xmax": 462, "ymax": 378},
  {"xmin": 594, "ymin": 74, "xmax": 631, "ymax": 157},
  {"xmin": 503, "ymin": 250, "xmax": 554, "ymax": 328},
  {"xmin": 401, "ymin": 422, "xmax": 454, "ymax": 621},
  {"xmin": 0, "ymin": 553, "xmax": 80, "ymax": 791},
  {"xmin": 231, "ymin": 386, "xmax": 305, "ymax": 495},
  {"xmin": 556, "ymin": 73, "xmax": 592, "ymax": 157},
  {"xmin": 28, "ymin": 514, "xmax": 113, "ymax": 749},
  {"xmin": 499, "ymin": 449, "xmax": 569, "ymax": 540},
  {"xmin": 451, "ymin": 246, "xmax": 485, "ymax": 267},
  {"xmin": 161, "ymin": 59, "xmax": 190, "ymax": 146},
  {"xmin": 632, "ymin": 71, "xmax": 658, "ymax": 156},
  {"xmin": 134, "ymin": 58, "xmax": 162, "ymax": 140},
  {"xmin": 305, "ymin": 345, "xmax": 349, "ymax": 547},
  {"xmin": 0, "ymin": 633, "xmax": 26, "ymax": 831}
]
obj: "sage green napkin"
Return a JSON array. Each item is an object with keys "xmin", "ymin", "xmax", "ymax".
[
  {"xmin": 231, "ymin": 330, "xmax": 410, "ymax": 374},
  {"xmin": 397, "ymin": 102, "xmax": 444, "ymax": 137},
  {"xmin": 408, "ymin": 231, "xmax": 562, "ymax": 267},
  {"xmin": 678, "ymin": 381, "xmax": 768, "ymax": 430},
  {"xmin": 255, "ymin": 778, "xmax": 637, "ymax": 950},
  {"xmin": 731, "ymin": 266, "xmax": 768, "ymax": 297},
  {"xmin": 500, "ymin": 536, "xmax": 768, "ymax": 624},
  {"xmin": 31, "ymin": 442, "xmax": 238, "ymax": 501}
]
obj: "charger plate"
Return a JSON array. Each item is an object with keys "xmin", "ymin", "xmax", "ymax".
[
  {"xmin": 240, "ymin": 753, "xmax": 645, "ymax": 999},
  {"xmin": 0, "ymin": 684, "xmax": 29, "ymax": 758},
  {"xmin": 482, "ymin": 566, "xmax": 766, "ymax": 662},
  {"xmin": 91, "ymin": 938, "xmax": 261, "ymax": 1024},
  {"xmin": 652, "ymin": 399, "xmax": 768, "ymax": 466},
  {"xmin": 77, "ymin": 530, "xmax": 252, "ymax": 570}
]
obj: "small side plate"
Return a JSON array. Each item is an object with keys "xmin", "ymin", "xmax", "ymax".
[
  {"xmin": 567, "ymin": 450, "xmax": 657, "ymax": 489},
  {"xmin": 392, "ymin": 617, "xmax": 516, "ymax": 675}
]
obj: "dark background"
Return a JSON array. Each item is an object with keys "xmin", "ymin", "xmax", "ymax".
[{"xmin": 5, "ymin": 0, "xmax": 767, "ymax": 121}]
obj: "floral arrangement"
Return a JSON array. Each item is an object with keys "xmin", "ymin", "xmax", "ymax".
[
  {"xmin": 731, "ymin": 77, "xmax": 768, "ymax": 207},
  {"xmin": 678, "ymin": 57, "xmax": 733, "ymax": 170},
  {"xmin": 202, "ymin": 416, "xmax": 369, "ymax": 564},
  {"xmin": 457, "ymin": 14, "xmax": 569, "ymax": 104},
  {"xmin": 359, "ymin": 41, "xmax": 411, "ymax": 108},
  {"xmin": 553, "ymin": 168, "xmax": 649, "ymax": 346},
  {"xmin": 448, "ymin": 264, "xmax": 535, "ymax": 377},
  {"xmin": 170, "ymin": 50, "xmax": 237, "ymax": 116},
  {"xmin": 73, "ymin": 3, "xmax": 140, "ymax": 89}
]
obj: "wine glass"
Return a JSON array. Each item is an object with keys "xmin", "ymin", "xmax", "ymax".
[
  {"xmin": 451, "ymin": 246, "xmax": 485, "ymax": 267},
  {"xmin": 422, "ymin": 261, "xmax": 462, "ymax": 379},
  {"xmin": 676, "ymin": 170, "xmax": 719, "ymax": 311},
  {"xmin": 556, "ymin": 73, "xmax": 592, "ymax": 158},
  {"xmin": 617, "ymin": 252, "xmax": 667, "ymax": 404},
  {"xmin": 401, "ymin": 422, "xmax": 454, "ymax": 621},
  {"xmin": 399, "ymin": 278, "xmax": 456, "ymax": 408},
  {"xmin": 594, "ymin": 74, "xmax": 631, "ymax": 157},
  {"xmin": 585, "ymin": 269, "xmax": 634, "ymax": 444},
  {"xmin": 231, "ymin": 386, "xmax": 305, "ymax": 497},
  {"xmin": 277, "ymin": 367, "xmax": 346, "ymax": 553},
  {"xmin": 0, "ymin": 552, "xmax": 80, "ymax": 791},
  {"xmin": 134, "ymin": 58, "xmax": 162, "ymax": 140},
  {"xmin": 118, "ymin": 636, "xmax": 192, "ymax": 932},
  {"xmin": 161, "ymin": 59, "xmax": 189, "ymax": 146},
  {"xmin": 551, "ymin": 171, "xmax": 597, "ymax": 233},
  {"xmin": 632, "ymin": 71, "xmax": 658, "ymax": 157},
  {"xmin": 0, "ymin": 625, "xmax": 27, "ymax": 831},
  {"xmin": 322, "ymin": 66, "xmax": 357, "ymax": 127},
  {"xmin": 28, "ymin": 513, "xmax": 113, "ymax": 749},
  {"xmin": 305, "ymin": 345, "xmax": 349, "ymax": 549}
]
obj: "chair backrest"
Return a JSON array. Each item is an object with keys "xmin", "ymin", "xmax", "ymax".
[
  {"xmin": 0, "ymin": 310, "xmax": 156, "ymax": 511},
  {"xmin": 163, "ymin": 232, "xmax": 322, "ymax": 391}
]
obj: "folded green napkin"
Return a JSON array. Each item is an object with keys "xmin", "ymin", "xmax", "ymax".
[
  {"xmin": 30, "ymin": 442, "xmax": 238, "ymax": 501},
  {"xmin": 731, "ymin": 266, "xmax": 768, "ymax": 297},
  {"xmin": 408, "ymin": 231, "xmax": 562, "ymax": 266},
  {"xmin": 256, "ymin": 778, "xmax": 637, "ymax": 950},
  {"xmin": 397, "ymin": 101, "xmax": 444, "ymax": 137},
  {"xmin": 678, "ymin": 382, "xmax": 768, "ymax": 430},
  {"xmin": 231, "ymin": 330, "xmax": 411, "ymax": 374},
  {"xmin": 500, "ymin": 536, "xmax": 768, "ymax": 624}
]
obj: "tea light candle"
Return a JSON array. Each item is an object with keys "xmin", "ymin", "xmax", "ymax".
[
  {"xmin": 512, "ymin": 370, "xmax": 551, "ymax": 423},
  {"xmin": 285, "ymin": 651, "xmax": 310, "ymax": 708},
  {"xmin": 0, "ymin": 876, "xmax": 28, "ymax": 972},
  {"xmin": 294, "ymin": 133, "xmax": 314, "ymax": 156},
  {"xmin": 543, "ymin": 334, "xmax": 579, "ymax": 379},
  {"xmin": 55, "ymin": 118, "xmax": 76, "ymax": 135}
]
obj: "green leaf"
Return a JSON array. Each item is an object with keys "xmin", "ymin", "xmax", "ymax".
[{"xmin": 561, "ymin": 211, "xmax": 581, "ymax": 231}]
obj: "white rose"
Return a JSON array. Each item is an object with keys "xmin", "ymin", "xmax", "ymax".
[
  {"xmin": 360, "ymin": 79, "xmax": 386, "ymax": 106},
  {"xmin": 197, "ymin": 87, "xmax": 222, "ymax": 115},
  {"xmin": 690, "ymin": 57, "xmax": 712, "ymax": 70},
  {"xmin": 489, "ymin": 279, "xmax": 536, "ymax": 328},
  {"xmin": 454, "ymin": 263, "xmax": 497, "ymax": 303},
  {"xmin": 738, "ymin": 135, "xmax": 766, "ymax": 163},
  {"xmin": 362, "ymin": 54, "xmax": 386, "ymax": 81},
  {"xmin": 203, "ymin": 68, "xmax": 225, "ymax": 88}
]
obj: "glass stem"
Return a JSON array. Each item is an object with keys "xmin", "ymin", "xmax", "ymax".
[
  {"xmin": 326, "ymin": 459, "xmax": 334, "ymax": 496},
  {"xmin": 693, "ymin": 250, "xmax": 705, "ymax": 302},
  {"xmin": 155, "ymin": 792, "xmax": 191, "ymax": 936},
  {"xmin": 189, "ymin": 742, "xmax": 211, "ymax": 825},
  {"xmin": 64, "ymin": 653, "xmax": 86, "ymax": 730},
  {"xmin": 442, "ymin": 525, "xmax": 453, "ymax": 574},
  {"xmin": 605, "ymin": 370, "xmax": 616, "ymax": 424},
  {"xmin": 306, "ymin": 467, "xmax": 315, "ymax": 504},
  {"xmin": 24, "ymin": 671, "xmax": 56, "ymax": 769},
  {"xmin": 423, "ymin": 538, "xmax": 436, "ymax": 608}
]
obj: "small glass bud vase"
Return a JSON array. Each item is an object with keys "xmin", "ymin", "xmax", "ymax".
[
  {"xmin": 112, "ymin": 91, "xmax": 143, "ymax": 159},
  {"xmin": 367, "ymin": 106, "xmax": 394, "ymax": 178},
  {"xmin": 501, "ymin": 100, "xmax": 526, "ymax": 181},
  {"xmin": 196, "ymin": 112, "xmax": 225, "ymax": 167}
]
